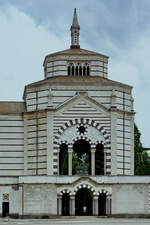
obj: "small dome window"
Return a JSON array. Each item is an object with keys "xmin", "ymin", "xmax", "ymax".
[{"xmin": 67, "ymin": 62, "xmax": 90, "ymax": 76}]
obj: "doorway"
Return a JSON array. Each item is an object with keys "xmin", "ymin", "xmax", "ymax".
[
  {"xmin": 75, "ymin": 188, "xmax": 92, "ymax": 216},
  {"xmin": 2, "ymin": 202, "xmax": 9, "ymax": 217},
  {"xmin": 98, "ymin": 193, "xmax": 106, "ymax": 216},
  {"xmin": 62, "ymin": 193, "xmax": 70, "ymax": 216}
]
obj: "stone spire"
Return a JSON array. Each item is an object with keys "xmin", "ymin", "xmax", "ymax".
[{"xmin": 70, "ymin": 8, "xmax": 80, "ymax": 49}]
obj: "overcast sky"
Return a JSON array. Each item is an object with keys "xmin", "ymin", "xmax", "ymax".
[{"xmin": 0, "ymin": 0, "xmax": 150, "ymax": 147}]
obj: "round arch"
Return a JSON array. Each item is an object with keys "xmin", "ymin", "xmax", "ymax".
[
  {"xmin": 73, "ymin": 183, "xmax": 96, "ymax": 195},
  {"xmin": 53, "ymin": 118, "xmax": 111, "ymax": 176},
  {"xmin": 54, "ymin": 118, "xmax": 110, "ymax": 147}
]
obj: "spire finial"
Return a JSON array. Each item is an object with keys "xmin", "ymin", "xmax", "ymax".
[{"xmin": 70, "ymin": 8, "xmax": 80, "ymax": 49}]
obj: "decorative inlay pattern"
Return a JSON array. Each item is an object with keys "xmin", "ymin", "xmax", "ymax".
[{"xmin": 53, "ymin": 118, "xmax": 111, "ymax": 175}]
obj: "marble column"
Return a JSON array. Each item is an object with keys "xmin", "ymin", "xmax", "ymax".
[
  {"xmin": 68, "ymin": 149, "xmax": 73, "ymax": 176},
  {"xmin": 70, "ymin": 195, "xmax": 75, "ymax": 216},
  {"xmin": 110, "ymin": 110, "xmax": 117, "ymax": 175},
  {"xmin": 57, "ymin": 195, "xmax": 62, "ymax": 216},
  {"xmin": 18, "ymin": 185, "xmax": 24, "ymax": 217},
  {"xmin": 91, "ymin": 148, "xmax": 96, "ymax": 176},
  {"xmin": 93, "ymin": 195, "xmax": 99, "ymax": 216},
  {"xmin": 106, "ymin": 195, "xmax": 112, "ymax": 216}
]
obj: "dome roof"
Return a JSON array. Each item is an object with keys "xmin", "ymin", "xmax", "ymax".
[{"xmin": 43, "ymin": 48, "xmax": 108, "ymax": 66}]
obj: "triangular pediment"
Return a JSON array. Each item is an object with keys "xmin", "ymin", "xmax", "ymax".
[
  {"xmin": 55, "ymin": 92, "xmax": 110, "ymax": 116},
  {"xmin": 71, "ymin": 176, "xmax": 98, "ymax": 186}
]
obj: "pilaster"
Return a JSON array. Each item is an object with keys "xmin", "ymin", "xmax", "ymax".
[
  {"xmin": 130, "ymin": 115, "xmax": 134, "ymax": 175},
  {"xmin": 70, "ymin": 196, "xmax": 75, "ymax": 216},
  {"xmin": 18, "ymin": 185, "xmax": 24, "ymax": 217},
  {"xmin": 110, "ymin": 109, "xmax": 117, "ymax": 175},
  {"xmin": 23, "ymin": 116, "xmax": 28, "ymax": 175},
  {"xmin": 106, "ymin": 195, "xmax": 112, "ymax": 216},
  {"xmin": 57, "ymin": 195, "xmax": 62, "ymax": 216},
  {"xmin": 47, "ymin": 111, "xmax": 54, "ymax": 175},
  {"xmin": 93, "ymin": 195, "xmax": 98, "ymax": 216},
  {"xmin": 104, "ymin": 149, "xmax": 107, "ymax": 175}
]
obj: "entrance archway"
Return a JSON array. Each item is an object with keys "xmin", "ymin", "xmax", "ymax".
[
  {"xmin": 73, "ymin": 140, "xmax": 91, "ymax": 175},
  {"xmin": 95, "ymin": 143, "xmax": 104, "ymax": 175},
  {"xmin": 98, "ymin": 193, "xmax": 106, "ymax": 216},
  {"xmin": 62, "ymin": 193, "xmax": 70, "ymax": 216},
  {"xmin": 75, "ymin": 188, "xmax": 92, "ymax": 216}
]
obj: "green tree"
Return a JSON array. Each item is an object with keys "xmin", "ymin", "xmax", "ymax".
[
  {"xmin": 72, "ymin": 152, "xmax": 78, "ymax": 174},
  {"xmin": 61, "ymin": 150, "xmax": 68, "ymax": 175},
  {"xmin": 61, "ymin": 151, "xmax": 78, "ymax": 175},
  {"xmin": 134, "ymin": 123, "xmax": 150, "ymax": 175}
]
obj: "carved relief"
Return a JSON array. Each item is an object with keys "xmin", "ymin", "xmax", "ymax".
[{"xmin": 3, "ymin": 194, "xmax": 9, "ymax": 202}]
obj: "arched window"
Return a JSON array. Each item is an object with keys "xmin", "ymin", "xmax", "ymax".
[
  {"xmin": 95, "ymin": 143, "xmax": 104, "ymax": 175},
  {"xmin": 84, "ymin": 63, "xmax": 90, "ymax": 76},
  {"xmin": 72, "ymin": 65, "xmax": 74, "ymax": 76},
  {"xmin": 59, "ymin": 143, "xmax": 68, "ymax": 175},
  {"xmin": 83, "ymin": 66, "xmax": 86, "ymax": 76},
  {"xmin": 76, "ymin": 66, "xmax": 78, "ymax": 76},
  {"xmin": 68, "ymin": 62, "xmax": 90, "ymax": 76},
  {"xmin": 68, "ymin": 66, "xmax": 71, "ymax": 76},
  {"xmin": 79, "ymin": 66, "xmax": 82, "ymax": 76},
  {"xmin": 87, "ymin": 66, "xmax": 90, "ymax": 76}
]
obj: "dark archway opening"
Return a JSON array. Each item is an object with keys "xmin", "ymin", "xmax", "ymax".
[
  {"xmin": 79, "ymin": 66, "xmax": 82, "ymax": 76},
  {"xmin": 95, "ymin": 143, "xmax": 104, "ymax": 175},
  {"xmin": 73, "ymin": 140, "xmax": 91, "ymax": 175},
  {"xmin": 72, "ymin": 66, "xmax": 74, "ymax": 76},
  {"xmin": 2, "ymin": 202, "xmax": 9, "ymax": 217},
  {"xmin": 76, "ymin": 66, "xmax": 78, "ymax": 76},
  {"xmin": 59, "ymin": 143, "xmax": 68, "ymax": 175},
  {"xmin": 68, "ymin": 66, "xmax": 71, "ymax": 76},
  {"xmin": 62, "ymin": 193, "xmax": 70, "ymax": 216},
  {"xmin": 87, "ymin": 66, "xmax": 90, "ymax": 76},
  {"xmin": 83, "ymin": 66, "xmax": 86, "ymax": 76},
  {"xmin": 75, "ymin": 188, "xmax": 92, "ymax": 216},
  {"xmin": 98, "ymin": 193, "xmax": 106, "ymax": 216}
]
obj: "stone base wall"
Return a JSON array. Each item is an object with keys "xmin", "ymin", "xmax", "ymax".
[
  {"xmin": 112, "ymin": 184, "xmax": 149, "ymax": 215},
  {"xmin": 22, "ymin": 184, "xmax": 57, "ymax": 216},
  {"xmin": 0, "ymin": 177, "xmax": 150, "ymax": 218}
]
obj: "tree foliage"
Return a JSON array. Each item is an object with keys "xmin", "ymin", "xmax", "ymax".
[
  {"xmin": 61, "ymin": 150, "xmax": 68, "ymax": 175},
  {"xmin": 61, "ymin": 151, "xmax": 78, "ymax": 175},
  {"xmin": 134, "ymin": 123, "xmax": 150, "ymax": 175}
]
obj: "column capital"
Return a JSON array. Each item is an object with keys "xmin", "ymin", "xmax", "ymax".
[
  {"xmin": 107, "ymin": 194, "xmax": 112, "ymax": 200},
  {"xmin": 57, "ymin": 194, "xmax": 62, "ymax": 199},
  {"xmin": 70, "ymin": 195, "xmax": 75, "ymax": 200},
  {"xmin": 93, "ymin": 195, "xmax": 99, "ymax": 200},
  {"xmin": 91, "ymin": 148, "xmax": 96, "ymax": 153},
  {"xmin": 91, "ymin": 144, "xmax": 96, "ymax": 149},
  {"xmin": 68, "ymin": 149, "xmax": 73, "ymax": 153}
]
